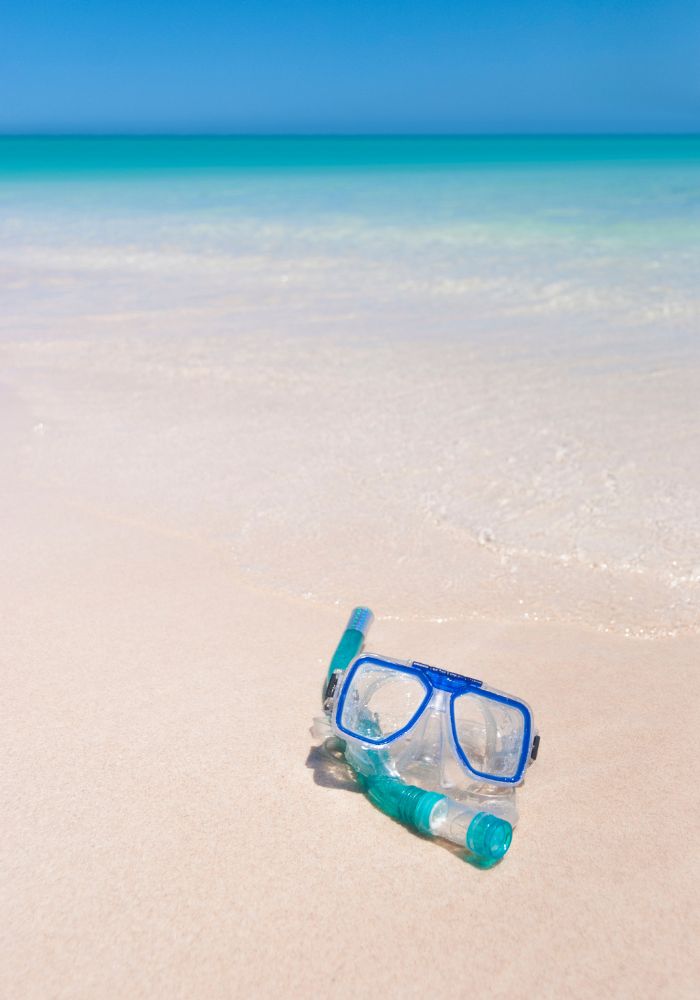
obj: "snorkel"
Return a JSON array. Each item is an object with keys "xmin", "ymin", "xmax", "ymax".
[{"xmin": 317, "ymin": 607, "xmax": 528, "ymax": 867}]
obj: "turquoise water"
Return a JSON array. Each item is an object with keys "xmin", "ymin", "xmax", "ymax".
[
  {"xmin": 2, "ymin": 135, "xmax": 698, "ymax": 357},
  {"xmin": 2, "ymin": 135, "xmax": 700, "ymax": 173},
  {"xmin": 0, "ymin": 136, "xmax": 700, "ymax": 175}
]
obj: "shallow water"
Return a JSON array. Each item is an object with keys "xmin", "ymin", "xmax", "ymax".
[{"xmin": 1, "ymin": 137, "xmax": 699, "ymax": 636}]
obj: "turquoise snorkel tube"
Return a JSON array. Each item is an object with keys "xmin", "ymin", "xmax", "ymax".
[
  {"xmin": 325, "ymin": 606, "xmax": 374, "ymax": 689},
  {"xmin": 323, "ymin": 607, "xmax": 514, "ymax": 866}
]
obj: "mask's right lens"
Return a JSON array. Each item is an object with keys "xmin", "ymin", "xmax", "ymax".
[
  {"xmin": 337, "ymin": 660, "xmax": 428, "ymax": 743},
  {"xmin": 452, "ymin": 691, "xmax": 526, "ymax": 780}
]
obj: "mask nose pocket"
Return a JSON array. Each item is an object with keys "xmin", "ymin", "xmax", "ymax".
[{"xmin": 392, "ymin": 690, "xmax": 458, "ymax": 788}]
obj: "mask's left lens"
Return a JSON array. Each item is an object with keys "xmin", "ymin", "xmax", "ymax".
[
  {"xmin": 452, "ymin": 691, "xmax": 527, "ymax": 780},
  {"xmin": 338, "ymin": 661, "xmax": 428, "ymax": 743}
]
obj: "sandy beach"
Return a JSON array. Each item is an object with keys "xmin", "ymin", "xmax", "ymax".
[{"xmin": 2, "ymin": 140, "xmax": 699, "ymax": 997}]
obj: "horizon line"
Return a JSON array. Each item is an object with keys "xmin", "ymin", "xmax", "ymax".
[{"xmin": 1, "ymin": 131, "xmax": 699, "ymax": 139}]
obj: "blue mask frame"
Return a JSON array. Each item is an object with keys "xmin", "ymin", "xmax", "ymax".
[{"xmin": 334, "ymin": 654, "xmax": 533, "ymax": 785}]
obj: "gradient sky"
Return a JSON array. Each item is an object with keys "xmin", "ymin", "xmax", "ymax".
[{"xmin": 1, "ymin": 0, "xmax": 699, "ymax": 133}]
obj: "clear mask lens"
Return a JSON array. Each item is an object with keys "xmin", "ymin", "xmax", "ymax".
[
  {"xmin": 338, "ymin": 661, "xmax": 428, "ymax": 742},
  {"xmin": 452, "ymin": 691, "xmax": 526, "ymax": 780}
]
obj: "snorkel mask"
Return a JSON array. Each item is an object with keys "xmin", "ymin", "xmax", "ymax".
[{"xmin": 313, "ymin": 608, "xmax": 539, "ymax": 866}]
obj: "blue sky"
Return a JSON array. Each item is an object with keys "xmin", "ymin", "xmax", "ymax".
[{"xmin": 1, "ymin": 1, "xmax": 698, "ymax": 133}]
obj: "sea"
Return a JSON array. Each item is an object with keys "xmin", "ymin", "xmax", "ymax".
[{"xmin": 1, "ymin": 136, "xmax": 699, "ymax": 635}]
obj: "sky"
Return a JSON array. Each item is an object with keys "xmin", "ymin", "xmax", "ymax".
[{"xmin": 1, "ymin": 1, "xmax": 699, "ymax": 133}]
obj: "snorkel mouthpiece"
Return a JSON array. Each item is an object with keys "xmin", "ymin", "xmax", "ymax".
[
  {"xmin": 427, "ymin": 795, "xmax": 513, "ymax": 864},
  {"xmin": 467, "ymin": 813, "xmax": 513, "ymax": 863},
  {"xmin": 357, "ymin": 773, "xmax": 512, "ymax": 864}
]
